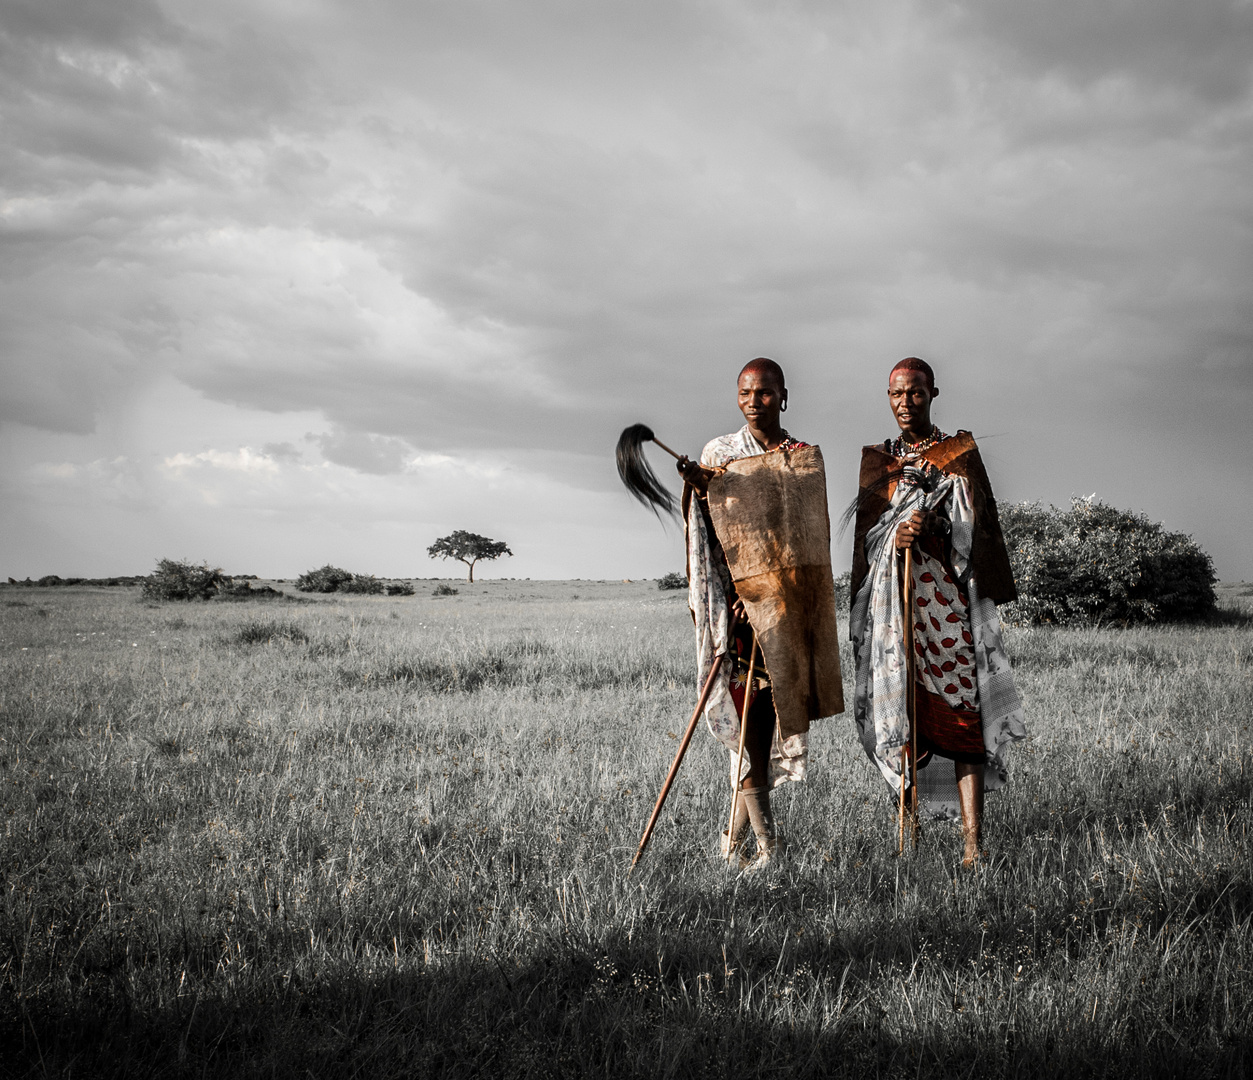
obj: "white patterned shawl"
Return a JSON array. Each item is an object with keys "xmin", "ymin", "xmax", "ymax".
[
  {"xmin": 849, "ymin": 463, "xmax": 1026, "ymax": 817},
  {"xmin": 687, "ymin": 425, "xmax": 808, "ymax": 788}
]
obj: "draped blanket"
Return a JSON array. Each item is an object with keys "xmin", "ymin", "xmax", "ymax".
[
  {"xmin": 849, "ymin": 452, "xmax": 1026, "ymax": 817},
  {"xmin": 685, "ymin": 429, "xmax": 843, "ymax": 787},
  {"xmin": 852, "ymin": 432, "xmax": 1017, "ymax": 605}
]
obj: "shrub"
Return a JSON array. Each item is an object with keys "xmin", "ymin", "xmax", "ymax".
[
  {"xmin": 432, "ymin": 584, "xmax": 459, "ymax": 597},
  {"xmin": 216, "ymin": 581, "xmax": 285, "ymax": 601},
  {"xmin": 386, "ymin": 583, "xmax": 415, "ymax": 596},
  {"xmin": 340, "ymin": 575, "xmax": 384, "ymax": 595},
  {"xmin": 295, "ymin": 566, "xmax": 354, "ymax": 593},
  {"xmin": 657, "ymin": 571, "xmax": 688, "ymax": 590},
  {"xmin": 295, "ymin": 566, "xmax": 383, "ymax": 594},
  {"xmin": 143, "ymin": 559, "xmax": 226, "ymax": 602},
  {"xmin": 833, "ymin": 571, "xmax": 851, "ymax": 613},
  {"xmin": 1000, "ymin": 498, "xmax": 1217, "ymax": 626},
  {"xmin": 234, "ymin": 620, "xmax": 308, "ymax": 645}
]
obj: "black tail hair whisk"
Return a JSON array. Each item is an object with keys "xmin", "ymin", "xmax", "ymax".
[{"xmin": 616, "ymin": 424, "xmax": 680, "ymax": 520}]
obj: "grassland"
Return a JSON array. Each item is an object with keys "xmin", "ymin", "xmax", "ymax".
[{"xmin": 2, "ymin": 579, "xmax": 1251, "ymax": 1078}]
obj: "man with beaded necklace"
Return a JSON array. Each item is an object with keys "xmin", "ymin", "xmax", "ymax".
[
  {"xmin": 849, "ymin": 357, "xmax": 1027, "ymax": 865},
  {"xmin": 676, "ymin": 358, "xmax": 818, "ymax": 869}
]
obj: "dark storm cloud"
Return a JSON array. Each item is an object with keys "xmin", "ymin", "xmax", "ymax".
[
  {"xmin": 0, "ymin": 0, "xmax": 332, "ymax": 434},
  {"xmin": 0, "ymin": 0, "xmax": 318, "ymax": 182},
  {"xmin": 1, "ymin": 0, "xmax": 1251, "ymax": 577},
  {"xmin": 2, "ymin": 0, "xmax": 170, "ymax": 46},
  {"xmin": 309, "ymin": 428, "xmax": 414, "ymax": 475},
  {"xmin": 262, "ymin": 441, "xmax": 302, "ymax": 463},
  {"xmin": 959, "ymin": 0, "xmax": 1253, "ymax": 103}
]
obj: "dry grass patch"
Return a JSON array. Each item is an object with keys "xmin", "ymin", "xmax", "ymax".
[{"xmin": 0, "ymin": 581, "xmax": 1249, "ymax": 1077}]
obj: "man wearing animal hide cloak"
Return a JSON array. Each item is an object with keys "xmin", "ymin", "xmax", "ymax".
[
  {"xmin": 677, "ymin": 358, "xmax": 844, "ymax": 869},
  {"xmin": 850, "ymin": 357, "xmax": 1027, "ymax": 866}
]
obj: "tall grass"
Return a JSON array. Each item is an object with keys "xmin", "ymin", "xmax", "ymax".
[{"xmin": 1, "ymin": 581, "xmax": 1250, "ymax": 1077}]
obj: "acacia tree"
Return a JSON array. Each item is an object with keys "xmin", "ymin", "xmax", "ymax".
[{"xmin": 427, "ymin": 531, "xmax": 513, "ymax": 583}]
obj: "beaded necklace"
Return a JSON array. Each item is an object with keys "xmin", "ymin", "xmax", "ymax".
[
  {"xmin": 890, "ymin": 426, "xmax": 948, "ymax": 458},
  {"xmin": 755, "ymin": 430, "xmax": 806, "ymax": 453}
]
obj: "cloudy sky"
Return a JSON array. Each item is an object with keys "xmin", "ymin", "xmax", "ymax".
[{"xmin": 2, "ymin": 0, "xmax": 1251, "ymax": 581}]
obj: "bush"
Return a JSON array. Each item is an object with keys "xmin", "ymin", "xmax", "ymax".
[
  {"xmin": 1000, "ymin": 498, "xmax": 1217, "ymax": 626},
  {"xmin": 295, "ymin": 566, "xmax": 385, "ymax": 594},
  {"xmin": 340, "ymin": 575, "xmax": 384, "ymax": 595},
  {"xmin": 432, "ymin": 584, "xmax": 459, "ymax": 597},
  {"xmin": 216, "ymin": 581, "xmax": 285, "ymax": 601},
  {"xmin": 657, "ymin": 571, "xmax": 688, "ymax": 590},
  {"xmin": 142, "ymin": 559, "xmax": 227, "ymax": 602},
  {"xmin": 295, "ymin": 566, "xmax": 355, "ymax": 593},
  {"xmin": 234, "ymin": 620, "xmax": 308, "ymax": 645},
  {"xmin": 833, "ymin": 571, "xmax": 851, "ymax": 613},
  {"xmin": 386, "ymin": 583, "xmax": 415, "ymax": 596}
]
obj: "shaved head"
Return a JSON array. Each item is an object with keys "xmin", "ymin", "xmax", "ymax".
[
  {"xmin": 739, "ymin": 356, "xmax": 786, "ymax": 391},
  {"xmin": 889, "ymin": 356, "xmax": 935, "ymax": 393},
  {"xmin": 888, "ymin": 356, "xmax": 939, "ymax": 441},
  {"xmin": 737, "ymin": 356, "xmax": 788, "ymax": 445}
]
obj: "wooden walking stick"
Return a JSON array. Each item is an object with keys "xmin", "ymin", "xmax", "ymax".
[
  {"xmin": 898, "ymin": 746, "xmax": 908, "ymax": 855},
  {"xmin": 726, "ymin": 631, "xmax": 761, "ymax": 862},
  {"xmin": 630, "ymin": 652, "xmax": 727, "ymax": 870}
]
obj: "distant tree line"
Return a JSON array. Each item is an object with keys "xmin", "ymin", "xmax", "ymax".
[
  {"xmin": 7, "ymin": 574, "xmax": 148, "ymax": 587},
  {"xmin": 7, "ymin": 506, "xmax": 1221, "ymax": 627}
]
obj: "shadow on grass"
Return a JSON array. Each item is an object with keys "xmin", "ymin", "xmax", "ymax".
[
  {"xmin": 1206, "ymin": 606, "xmax": 1253, "ymax": 628},
  {"xmin": 1013, "ymin": 762, "xmax": 1253, "ymax": 836},
  {"xmin": 5, "ymin": 933, "xmax": 1249, "ymax": 1080}
]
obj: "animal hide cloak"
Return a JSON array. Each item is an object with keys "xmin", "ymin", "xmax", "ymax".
[{"xmin": 705, "ymin": 445, "xmax": 845, "ymax": 739}]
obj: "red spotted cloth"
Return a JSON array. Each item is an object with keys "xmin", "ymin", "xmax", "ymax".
[{"xmin": 909, "ymin": 540, "xmax": 985, "ymax": 761}]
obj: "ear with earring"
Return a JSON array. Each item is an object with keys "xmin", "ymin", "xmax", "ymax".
[{"xmin": 780, "ymin": 396, "xmax": 788, "ymax": 412}]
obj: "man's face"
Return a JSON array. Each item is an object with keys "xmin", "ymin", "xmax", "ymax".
[
  {"xmin": 738, "ymin": 369, "xmax": 785, "ymax": 431},
  {"xmin": 887, "ymin": 369, "xmax": 934, "ymax": 434}
]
